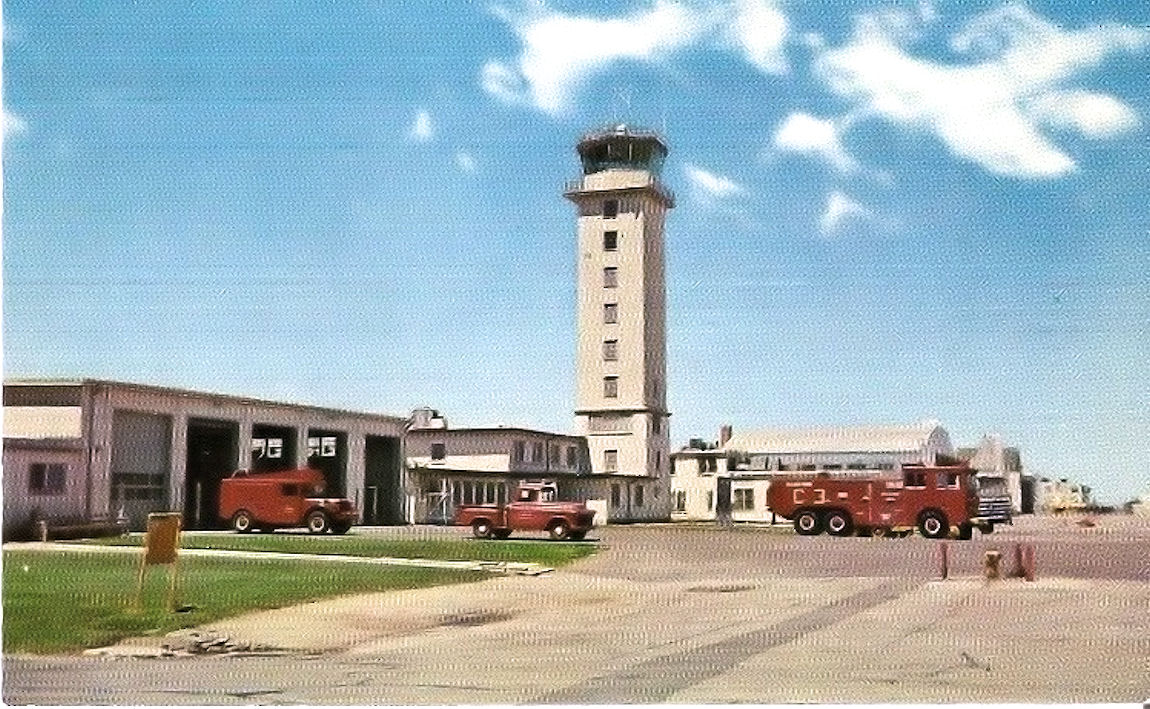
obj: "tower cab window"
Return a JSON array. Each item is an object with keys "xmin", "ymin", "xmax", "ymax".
[
  {"xmin": 603, "ymin": 230, "xmax": 618, "ymax": 251},
  {"xmin": 603, "ymin": 199, "xmax": 618, "ymax": 218}
]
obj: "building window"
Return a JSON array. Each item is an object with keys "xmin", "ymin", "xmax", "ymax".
[
  {"xmin": 512, "ymin": 440, "xmax": 525, "ymax": 462},
  {"xmin": 611, "ymin": 483, "xmax": 621, "ymax": 507},
  {"xmin": 707, "ymin": 490, "xmax": 714, "ymax": 511},
  {"xmin": 673, "ymin": 490, "xmax": 687, "ymax": 512},
  {"xmin": 652, "ymin": 417, "xmax": 661, "ymax": 434},
  {"xmin": 604, "ymin": 449, "xmax": 618, "ymax": 472},
  {"xmin": 604, "ymin": 376, "xmax": 619, "ymax": 398},
  {"xmin": 566, "ymin": 445, "xmax": 577, "ymax": 467},
  {"xmin": 635, "ymin": 485, "xmax": 645, "ymax": 507},
  {"xmin": 603, "ymin": 339, "xmax": 618, "ymax": 361},
  {"xmin": 550, "ymin": 444, "xmax": 560, "ymax": 465},
  {"xmin": 604, "ymin": 303, "xmax": 618, "ymax": 324},
  {"xmin": 655, "ymin": 452, "xmax": 662, "ymax": 473},
  {"xmin": 604, "ymin": 230, "xmax": 618, "ymax": 251},
  {"xmin": 29, "ymin": 463, "xmax": 66, "ymax": 496},
  {"xmin": 430, "ymin": 443, "xmax": 446, "ymax": 461},
  {"xmin": 533, "ymin": 441, "xmax": 544, "ymax": 463},
  {"xmin": 603, "ymin": 199, "xmax": 618, "ymax": 218},
  {"xmin": 733, "ymin": 487, "xmax": 755, "ymax": 511},
  {"xmin": 603, "ymin": 267, "xmax": 618, "ymax": 288}
]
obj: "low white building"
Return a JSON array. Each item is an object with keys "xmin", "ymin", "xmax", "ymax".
[
  {"xmin": 671, "ymin": 421, "xmax": 954, "ymax": 523},
  {"xmin": 1033, "ymin": 477, "xmax": 1092, "ymax": 513},
  {"xmin": 405, "ymin": 409, "xmax": 668, "ymax": 525}
]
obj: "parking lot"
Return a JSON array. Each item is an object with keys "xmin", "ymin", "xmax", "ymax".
[{"xmin": 5, "ymin": 515, "xmax": 1149, "ymax": 704}]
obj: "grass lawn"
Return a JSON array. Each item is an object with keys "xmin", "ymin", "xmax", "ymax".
[
  {"xmin": 78, "ymin": 533, "xmax": 599, "ymax": 567},
  {"xmin": 3, "ymin": 550, "xmax": 482, "ymax": 654}
]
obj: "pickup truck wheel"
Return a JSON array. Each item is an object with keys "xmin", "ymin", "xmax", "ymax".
[
  {"xmin": 918, "ymin": 510, "xmax": 948, "ymax": 539},
  {"xmin": 231, "ymin": 510, "xmax": 254, "ymax": 534},
  {"xmin": 306, "ymin": 510, "xmax": 330, "ymax": 534},
  {"xmin": 793, "ymin": 510, "xmax": 823, "ymax": 536},
  {"xmin": 548, "ymin": 521, "xmax": 569, "ymax": 541},
  {"xmin": 472, "ymin": 520, "xmax": 494, "ymax": 539},
  {"xmin": 825, "ymin": 511, "xmax": 853, "ymax": 537}
]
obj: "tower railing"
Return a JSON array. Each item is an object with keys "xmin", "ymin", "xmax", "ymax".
[{"xmin": 563, "ymin": 175, "xmax": 675, "ymax": 206}]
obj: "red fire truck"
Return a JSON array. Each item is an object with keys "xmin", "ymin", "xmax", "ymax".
[{"xmin": 766, "ymin": 463, "xmax": 994, "ymax": 539}]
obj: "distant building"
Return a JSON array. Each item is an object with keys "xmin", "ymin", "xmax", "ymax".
[
  {"xmin": 1033, "ymin": 477, "xmax": 1092, "ymax": 513},
  {"xmin": 671, "ymin": 421, "xmax": 954, "ymax": 523},
  {"xmin": 3, "ymin": 379, "xmax": 408, "ymax": 536}
]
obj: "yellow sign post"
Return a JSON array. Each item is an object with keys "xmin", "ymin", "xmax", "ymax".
[{"xmin": 135, "ymin": 512, "xmax": 182, "ymax": 611}]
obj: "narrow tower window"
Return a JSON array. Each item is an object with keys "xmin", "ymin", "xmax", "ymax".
[
  {"xmin": 604, "ymin": 303, "xmax": 618, "ymax": 324},
  {"xmin": 605, "ymin": 450, "xmax": 619, "ymax": 473},
  {"xmin": 604, "ymin": 376, "xmax": 619, "ymax": 398},
  {"xmin": 603, "ymin": 267, "xmax": 618, "ymax": 288},
  {"xmin": 603, "ymin": 230, "xmax": 618, "ymax": 251},
  {"xmin": 603, "ymin": 199, "xmax": 618, "ymax": 218},
  {"xmin": 603, "ymin": 339, "xmax": 618, "ymax": 361}
]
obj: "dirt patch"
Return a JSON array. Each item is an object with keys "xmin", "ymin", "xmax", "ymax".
[
  {"xmin": 438, "ymin": 609, "xmax": 514, "ymax": 627},
  {"xmin": 686, "ymin": 583, "xmax": 755, "ymax": 593}
]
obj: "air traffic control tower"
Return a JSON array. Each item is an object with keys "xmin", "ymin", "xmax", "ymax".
[{"xmin": 565, "ymin": 125, "xmax": 674, "ymax": 481}]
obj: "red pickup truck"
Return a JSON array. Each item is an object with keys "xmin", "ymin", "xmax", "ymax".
[
  {"xmin": 454, "ymin": 483, "xmax": 595, "ymax": 540},
  {"xmin": 218, "ymin": 468, "xmax": 357, "ymax": 534}
]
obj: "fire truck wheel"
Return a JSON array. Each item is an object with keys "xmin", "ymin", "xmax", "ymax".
[
  {"xmin": 548, "ymin": 521, "xmax": 570, "ymax": 541},
  {"xmin": 306, "ymin": 510, "xmax": 330, "ymax": 534},
  {"xmin": 231, "ymin": 510, "xmax": 254, "ymax": 534},
  {"xmin": 794, "ymin": 510, "xmax": 823, "ymax": 536},
  {"xmin": 918, "ymin": 510, "xmax": 949, "ymax": 539},
  {"xmin": 826, "ymin": 511, "xmax": 853, "ymax": 537},
  {"xmin": 472, "ymin": 520, "xmax": 494, "ymax": 539}
]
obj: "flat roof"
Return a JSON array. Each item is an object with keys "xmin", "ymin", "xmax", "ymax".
[
  {"xmin": 408, "ymin": 426, "xmax": 583, "ymax": 440},
  {"xmin": 4, "ymin": 378, "xmax": 407, "ymax": 425}
]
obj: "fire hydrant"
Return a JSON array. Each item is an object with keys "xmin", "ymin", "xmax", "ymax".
[{"xmin": 984, "ymin": 550, "xmax": 1002, "ymax": 580}]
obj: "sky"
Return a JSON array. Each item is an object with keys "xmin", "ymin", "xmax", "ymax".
[{"xmin": 3, "ymin": 0, "xmax": 1147, "ymax": 503}]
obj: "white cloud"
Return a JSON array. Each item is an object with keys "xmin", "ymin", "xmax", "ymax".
[
  {"xmin": 1026, "ymin": 90, "xmax": 1140, "ymax": 138},
  {"xmin": 773, "ymin": 112, "xmax": 857, "ymax": 173},
  {"xmin": 819, "ymin": 190, "xmax": 873, "ymax": 235},
  {"xmin": 455, "ymin": 151, "xmax": 477, "ymax": 173},
  {"xmin": 482, "ymin": 0, "xmax": 789, "ymax": 115},
  {"xmin": 3, "ymin": 110, "xmax": 28, "ymax": 137},
  {"xmin": 813, "ymin": 3, "xmax": 1149, "ymax": 179},
  {"xmin": 683, "ymin": 163, "xmax": 747, "ymax": 205},
  {"xmin": 409, "ymin": 110, "xmax": 433, "ymax": 142},
  {"xmin": 727, "ymin": 0, "xmax": 788, "ymax": 74}
]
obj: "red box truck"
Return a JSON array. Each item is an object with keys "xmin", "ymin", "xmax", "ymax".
[{"xmin": 218, "ymin": 468, "xmax": 357, "ymax": 534}]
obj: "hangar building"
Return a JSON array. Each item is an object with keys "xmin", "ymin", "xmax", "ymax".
[{"xmin": 2, "ymin": 379, "xmax": 408, "ymax": 535}]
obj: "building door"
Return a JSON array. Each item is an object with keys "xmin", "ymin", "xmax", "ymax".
[
  {"xmin": 184, "ymin": 419, "xmax": 238, "ymax": 529},
  {"xmin": 715, "ymin": 477, "xmax": 732, "ymax": 525},
  {"xmin": 110, "ymin": 411, "xmax": 172, "ymax": 530},
  {"xmin": 363, "ymin": 435, "xmax": 402, "ymax": 525}
]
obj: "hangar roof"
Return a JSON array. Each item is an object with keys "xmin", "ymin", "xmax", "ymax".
[{"xmin": 723, "ymin": 420, "xmax": 948, "ymax": 455}]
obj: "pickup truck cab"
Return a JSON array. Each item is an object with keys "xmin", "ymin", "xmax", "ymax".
[
  {"xmin": 218, "ymin": 468, "xmax": 357, "ymax": 534},
  {"xmin": 454, "ymin": 483, "xmax": 595, "ymax": 540}
]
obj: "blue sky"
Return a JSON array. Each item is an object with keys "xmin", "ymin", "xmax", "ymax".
[{"xmin": 3, "ymin": 0, "xmax": 1147, "ymax": 503}]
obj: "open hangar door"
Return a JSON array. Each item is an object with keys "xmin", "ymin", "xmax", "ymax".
[
  {"xmin": 250, "ymin": 424, "xmax": 297, "ymax": 473},
  {"xmin": 363, "ymin": 435, "xmax": 403, "ymax": 525},
  {"xmin": 306, "ymin": 429, "xmax": 346, "ymax": 497},
  {"xmin": 185, "ymin": 418, "xmax": 238, "ymax": 529},
  {"xmin": 110, "ymin": 411, "xmax": 172, "ymax": 530}
]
